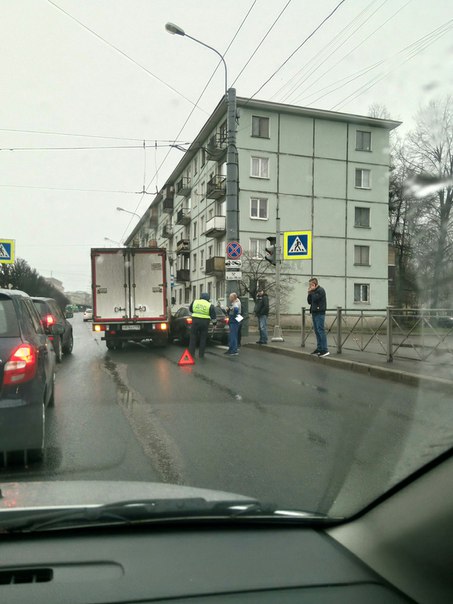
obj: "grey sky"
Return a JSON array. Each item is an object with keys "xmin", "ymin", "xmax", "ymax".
[{"xmin": 1, "ymin": 0, "xmax": 452, "ymax": 291}]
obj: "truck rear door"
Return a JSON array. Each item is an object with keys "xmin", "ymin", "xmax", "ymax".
[
  {"xmin": 93, "ymin": 250, "xmax": 128, "ymax": 321},
  {"xmin": 131, "ymin": 251, "xmax": 166, "ymax": 319}
]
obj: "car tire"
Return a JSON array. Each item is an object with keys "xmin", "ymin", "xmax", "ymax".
[
  {"xmin": 106, "ymin": 340, "xmax": 115, "ymax": 350},
  {"xmin": 62, "ymin": 331, "xmax": 73, "ymax": 354},
  {"xmin": 54, "ymin": 336, "xmax": 63, "ymax": 363},
  {"xmin": 27, "ymin": 401, "xmax": 46, "ymax": 464},
  {"xmin": 47, "ymin": 373, "xmax": 56, "ymax": 408}
]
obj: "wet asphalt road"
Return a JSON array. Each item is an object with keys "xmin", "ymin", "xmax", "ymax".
[{"xmin": 2, "ymin": 314, "xmax": 451, "ymax": 516}]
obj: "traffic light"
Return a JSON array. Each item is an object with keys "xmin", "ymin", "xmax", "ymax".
[{"xmin": 265, "ymin": 236, "xmax": 277, "ymax": 265}]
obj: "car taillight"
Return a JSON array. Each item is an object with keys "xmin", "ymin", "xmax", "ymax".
[
  {"xmin": 3, "ymin": 344, "xmax": 37, "ymax": 385},
  {"xmin": 225, "ymin": 317, "xmax": 229, "ymax": 324},
  {"xmin": 185, "ymin": 317, "xmax": 193, "ymax": 325},
  {"xmin": 43, "ymin": 314, "xmax": 56, "ymax": 328},
  {"xmin": 159, "ymin": 322, "xmax": 168, "ymax": 331}
]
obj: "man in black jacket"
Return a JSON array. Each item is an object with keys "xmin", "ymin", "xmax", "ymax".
[
  {"xmin": 254, "ymin": 288, "xmax": 269, "ymax": 344},
  {"xmin": 307, "ymin": 277, "xmax": 329, "ymax": 357}
]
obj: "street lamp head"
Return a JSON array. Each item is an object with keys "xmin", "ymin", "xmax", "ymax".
[{"xmin": 165, "ymin": 22, "xmax": 185, "ymax": 36}]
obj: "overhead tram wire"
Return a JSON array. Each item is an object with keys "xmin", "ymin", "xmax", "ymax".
[
  {"xmin": 329, "ymin": 19, "xmax": 453, "ymax": 110},
  {"xmin": 119, "ymin": 0, "xmax": 259, "ymax": 242},
  {"xmin": 287, "ymin": 0, "xmax": 414, "ymax": 106},
  {"xmin": 0, "ymin": 184, "xmax": 144, "ymax": 194},
  {"xmin": 0, "ymin": 143, "xmax": 190, "ymax": 152},
  {"xmin": 279, "ymin": 0, "xmax": 392, "ymax": 105},
  {"xmin": 271, "ymin": 0, "xmax": 383, "ymax": 102},
  {"xmin": 230, "ymin": 0, "xmax": 293, "ymax": 88},
  {"xmin": 243, "ymin": 0, "xmax": 348, "ymax": 106},
  {"xmin": 46, "ymin": 0, "xmax": 208, "ymax": 114},
  {"xmin": 0, "ymin": 128, "xmax": 144, "ymax": 142}
]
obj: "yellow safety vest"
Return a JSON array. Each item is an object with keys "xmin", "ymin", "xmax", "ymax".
[{"xmin": 191, "ymin": 299, "xmax": 211, "ymax": 319}]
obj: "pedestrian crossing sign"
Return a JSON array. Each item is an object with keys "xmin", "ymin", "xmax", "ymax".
[
  {"xmin": 283, "ymin": 231, "xmax": 312, "ymax": 260},
  {"xmin": 0, "ymin": 239, "xmax": 15, "ymax": 264}
]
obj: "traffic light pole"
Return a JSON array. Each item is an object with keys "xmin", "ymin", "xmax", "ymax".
[
  {"xmin": 225, "ymin": 87, "xmax": 239, "ymax": 298},
  {"xmin": 271, "ymin": 206, "xmax": 284, "ymax": 342}
]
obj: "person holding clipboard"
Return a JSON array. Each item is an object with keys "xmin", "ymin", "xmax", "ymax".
[{"xmin": 224, "ymin": 292, "xmax": 242, "ymax": 356}]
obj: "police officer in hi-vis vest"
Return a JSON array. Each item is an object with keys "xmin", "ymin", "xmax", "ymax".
[{"xmin": 188, "ymin": 292, "xmax": 217, "ymax": 358}]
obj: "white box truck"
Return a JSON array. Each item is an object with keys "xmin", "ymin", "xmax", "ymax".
[{"xmin": 91, "ymin": 247, "xmax": 170, "ymax": 350}]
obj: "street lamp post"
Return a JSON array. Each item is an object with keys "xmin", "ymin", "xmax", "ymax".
[
  {"xmin": 117, "ymin": 207, "xmax": 141, "ymax": 219},
  {"xmin": 165, "ymin": 23, "xmax": 239, "ymax": 299}
]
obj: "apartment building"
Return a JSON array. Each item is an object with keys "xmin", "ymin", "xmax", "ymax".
[{"xmin": 125, "ymin": 97, "xmax": 400, "ymax": 314}]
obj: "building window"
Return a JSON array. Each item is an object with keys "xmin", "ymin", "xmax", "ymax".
[
  {"xmin": 355, "ymin": 168, "xmax": 371, "ymax": 189},
  {"xmin": 354, "ymin": 206, "xmax": 370, "ymax": 228},
  {"xmin": 208, "ymin": 208, "xmax": 214, "ymax": 220},
  {"xmin": 252, "ymin": 116, "xmax": 270, "ymax": 138},
  {"xmin": 185, "ymin": 289, "xmax": 190, "ymax": 304},
  {"xmin": 250, "ymin": 197, "xmax": 268, "ymax": 220},
  {"xmin": 200, "ymin": 250, "xmax": 204, "ymax": 269},
  {"xmin": 251, "ymin": 156, "xmax": 269, "ymax": 179},
  {"xmin": 192, "ymin": 221, "xmax": 197, "ymax": 240},
  {"xmin": 178, "ymin": 289, "xmax": 182, "ymax": 305},
  {"xmin": 200, "ymin": 215, "xmax": 205, "ymax": 234},
  {"xmin": 201, "ymin": 147, "xmax": 206, "ymax": 166},
  {"xmin": 356, "ymin": 130, "xmax": 371, "ymax": 151},
  {"xmin": 192, "ymin": 253, "xmax": 197, "ymax": 271},
  {"xmin": 193, "ymin": 156, "xmax": 198, "ymax": 175},
  {"xmin": 250, "ymin": 238, "xmax": 266, "ymax": 259},
  {"xmin": 208, "ymin": 245, "xmax": 213, "ymax": 258},
  {"xmin": 192, "ymin": 285, "xmax": 196, "ymax": 299},
  {"xmin": 354, "ymin": 245, "xmax": 370, "ymax": 266},
  {"xmin": 207, "ymin": 282, "xmax": 212, "ymax": 299},
  {"xmin": 219, "ymin": 120, "xmax": 227, "ymax": 143},
  {"xmin": 200, "ymin": 182, "xmax": 205, "ymax": 201},
  {"xmin": 354, "ymin": 283, "xmax": 370, "ymax": 303}
]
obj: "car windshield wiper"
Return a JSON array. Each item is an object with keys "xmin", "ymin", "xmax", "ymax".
[{"xmin": 0, "ymin": 498, "xmax": 333, "ymax": 533}]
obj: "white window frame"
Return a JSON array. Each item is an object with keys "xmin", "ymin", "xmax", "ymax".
[
  {"xmin": 192, "ymin": 220, "xmax": 197, "ymax": 240},
  {"xmin": 251, "ymin": 156, "xmax": 270, "ymax": 179},
  {"xmin": 355, "ymin": 168, "xmax": 371, "ymax": 189},
  {"xmin": 249, "ymin": 238, "xmax": 267, "ymax": 259},
  {"xmin": 356, "ymin": 130, "xmax": 372, "ymax": 152},
  {"xmin": 354, "ymin": 206, "xmax": 370, "ymax": 228},
  {"xmin": 250, "ymin": 197, "xmax": 268, "ymax": 220},
  {"xmin": 251, "ymin": 115, "xmax": 270, "ymax": 138},
  {"xmin": 354, "ymin": 283, "xmax": 370, "ymax": 303},
  {"xmin": 200, "ymin": 249, "xmax": 205, "ymax": 270},
  {"xmin": 354, "ymin": 245, "xmax": 370, "ymax": 266}
]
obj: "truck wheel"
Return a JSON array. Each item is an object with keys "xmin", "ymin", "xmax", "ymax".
[{"xmin": 106, "ymin": 340, "xmax": 115, "ymax": 350}]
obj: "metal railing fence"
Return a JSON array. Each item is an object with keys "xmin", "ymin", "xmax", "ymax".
[{"xmin": 301, "ymin": 307, "xmax": 453, "ymax": 363}]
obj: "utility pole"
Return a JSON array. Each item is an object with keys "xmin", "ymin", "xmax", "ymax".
[
  {"xmin": 271, "ymin": 202, "xmax": 284, "ymax": 342},
  {"xmin": 225, "ymin": 87, "xmax": 239, "ymax": 298}
]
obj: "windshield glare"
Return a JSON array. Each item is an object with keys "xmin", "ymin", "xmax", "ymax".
[{"xmin": 0, "ymin": 0, "xmax": 452, "ymax": 522}]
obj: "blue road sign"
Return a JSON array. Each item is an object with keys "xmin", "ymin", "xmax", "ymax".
[
  {"xmin": 226, "ymin": 241, "xmax": 243, "ymax": 259},
  {"xmin": 0, "ymin": 239, "xmax": 15, "ymax": 264},
  {"xmin": 283, "ymin": 231, "xmax": 312, "ymax": 260}
]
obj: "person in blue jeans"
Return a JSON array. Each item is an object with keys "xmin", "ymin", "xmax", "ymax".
[
  {"xmin": 225, "ymin": 292, "xmax": 241, "ymax": 356},
  {"xmin": 307, "ymin": 277, "xmax": 329, "ymax": 357}
]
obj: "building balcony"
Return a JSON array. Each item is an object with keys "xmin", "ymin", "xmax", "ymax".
[
  {"xmin": 161, "ymin": 224, "xmax": 173, "ymax": 239},
  {"xmin": 207, "ymin": 132, "xmax": 227, "ymax": 159},
  {"xmin": 205, "ymin": 256, "xmax": 225, "ymax": 276},
  {"xmin": 176, "ymin": 177, "xmax": 192, "ymax": 197},
  {"xmin": 162, "ymin": 184, "xmax": 175, "ymax": 213},
  {"xmin": 176, "ymin": 208, "xmax": 191, "ymax": 226},
  {"xmin": 204, "ymin": 215, "xmax": 226, "ymax": 238},
  {"xmin": 176, "ymin": 269, "xmax": 190, "ymax": 283},
  {"xmin": 176, "ymin": 239, "xmax": 190, "ymax": 255},
  {"xmin": 206, "ymin": 175, "xmax": 226, "ymax": 200}
]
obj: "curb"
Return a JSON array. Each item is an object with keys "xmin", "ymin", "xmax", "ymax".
[{"xmin": 245, "ymin": 343, "xmax": 453, "ymax": 393}]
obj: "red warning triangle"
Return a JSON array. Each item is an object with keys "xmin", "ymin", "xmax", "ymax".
[{"xmin": 178, "ymin": 349, "xmax": 195, "ymax": 366}]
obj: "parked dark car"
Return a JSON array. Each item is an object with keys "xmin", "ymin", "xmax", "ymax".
[
  {"xmin": 0, "ymin": 289, "xmax": 56, "ymax": 463},
  {"xmin": 31, "ymin": 297, "xmax": 74, "ymax": 363},
  {"xmin": 170, "ymin": 305, "xmax": 225, "ymax": 345},
  {"xmin": 210, "ymin": 306, "xmax": 229, "ymax": 344}
]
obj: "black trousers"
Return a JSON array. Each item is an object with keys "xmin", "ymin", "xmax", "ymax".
[{"xmin": 189, "ymin": 318, "xmax": 210, "ymax": 357}]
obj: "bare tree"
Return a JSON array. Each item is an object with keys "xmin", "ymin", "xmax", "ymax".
[
  {"xmin": 237, "ymin": 252, "xmax": 296, "ymax": 313},
  {"xmin": 404, "ymin": 97, "xmax": 453, "ymax": 307}
]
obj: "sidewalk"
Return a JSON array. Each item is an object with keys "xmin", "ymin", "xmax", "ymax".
[{"xmin": 241, "ymin": 330, "xmax": 453, "ymax": 393}]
